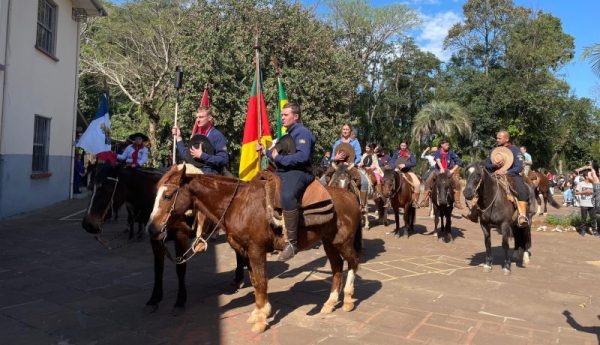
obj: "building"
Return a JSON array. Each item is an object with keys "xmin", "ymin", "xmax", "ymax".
[{"xmin": 0, "ymin": 0, "xmax": 105, "ymax": 218}]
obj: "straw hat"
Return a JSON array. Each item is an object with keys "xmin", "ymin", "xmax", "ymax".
[
  {"xmin": 334, "ymin": 142, "xmax": 356, "ymax": 164},
  {"xmin": 490, "ymin": 147, "xmax": 513, "ymax": 172}
]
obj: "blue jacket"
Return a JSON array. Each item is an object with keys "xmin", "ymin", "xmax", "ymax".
[
  {"xmin": 389, "ymin": 150, "xmax": 416, "ymax": 170},
  {"xmin": 176, "ymin": 127, "xmax": 229, "ymax": 175},
  {"xmin": 434, "ymin": 149, "xmax": 462, "ymax": 170},
  {"xmin": 330, "ymin": 138, "xmax": 362, "ymax": 165},
  {"xmin": 267, "ymin": 123, "xmax": 315, "ymax": 172},
  {"xmin": 485, "ymin": 144, "xmax": 523, "ymax": 176}
]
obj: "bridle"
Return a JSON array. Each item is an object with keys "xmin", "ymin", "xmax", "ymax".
[
  {"xmin": 469, "ymin": 166, "xmax": 500, "ymax": 214},
  {"xmin": 159, "ymin": 178, "xmax": 241, "ymax": 264}
]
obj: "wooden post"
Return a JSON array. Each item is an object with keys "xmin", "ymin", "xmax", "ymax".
[{"xmin": 254, "ymin": 33, "xmax": 262, "ymax": 170}]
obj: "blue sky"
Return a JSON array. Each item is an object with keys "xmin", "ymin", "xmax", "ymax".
[{"xmin": 108, "ymin": 0, "xmax": 599, "ymax": 102}]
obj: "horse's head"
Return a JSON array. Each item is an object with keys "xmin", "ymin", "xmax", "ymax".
[
  {"xmin": 82, "ymin": 162, "xmax": 124, "ymax": 234},
  {"xmin": 329, "ymin": 162, "xmax": 355, "ymax": 190},
  {"xmin": 432, "ymin": 171, "xmax": 453, "ymax": 207},
  {"xmin": 381, "ymin": 167, "xmax": 398, "ymax": 199},
  {"xmin": 146, "ymin": 165, "xmax": 195, "ymax": 241},
  {"xmin": 463, "ymin": 163, "xmax": 484, "ymax": 201}
]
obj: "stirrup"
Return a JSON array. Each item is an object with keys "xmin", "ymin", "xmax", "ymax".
[
  {"xmin": 517, "ymin": 215, "xmax": 529, "ymax": 227},
  {"xmin": 278, "ymin": 243, "xmax": 297, "ymax": 261}
]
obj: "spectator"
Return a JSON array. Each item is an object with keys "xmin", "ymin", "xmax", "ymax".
[
  {"xmin": 575, "ymin": 170, "xmax": 598, "ymax": 237},
  {"xmin": 73, "ymin": 152, "xmax": 85, "ymax": 194}
]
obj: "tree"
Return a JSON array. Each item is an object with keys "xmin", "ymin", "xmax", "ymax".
[
  {"xmin": 583, "ymin": 43, "xmax": 600, "ymax": 77},
  {"xmin": 411, "ymin": 101, "xmax": 471, "ymax": 145}
]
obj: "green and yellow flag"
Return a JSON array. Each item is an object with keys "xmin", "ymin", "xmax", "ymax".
[{"xmin": 276, "ymin": 76, "xmax": 288, "ymax": 139}]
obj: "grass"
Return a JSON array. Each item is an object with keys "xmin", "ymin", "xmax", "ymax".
[{"xmin": 545, "ymin": 212, "xmax": 586, "ymax": 227}]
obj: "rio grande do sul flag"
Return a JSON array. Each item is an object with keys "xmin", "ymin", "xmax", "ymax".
[{"xmin": 239, "ymin": 73, "xmax": 272, "ymax": 181}]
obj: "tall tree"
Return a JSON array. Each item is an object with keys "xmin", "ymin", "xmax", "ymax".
[{"xmin": 411, "ymin": 101, "xmax": 471, "ymax": 145}]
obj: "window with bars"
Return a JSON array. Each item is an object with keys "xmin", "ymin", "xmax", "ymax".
[
  {"xmin": 36, "ymin": 0, "xmax": 57, "ymax": 56},
  {"xmin": 32, "ymin": 115, "xmax": 51, "ymax": 172}
]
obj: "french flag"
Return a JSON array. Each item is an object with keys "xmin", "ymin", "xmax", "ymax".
[{"xmin": 77, "ymin": 93, "xmax": 115, "ymax": 163}]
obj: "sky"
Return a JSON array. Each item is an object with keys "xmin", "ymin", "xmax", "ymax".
[{"xmin": 108, "ymin": 0, "xmax": 599, "ymax": 103}]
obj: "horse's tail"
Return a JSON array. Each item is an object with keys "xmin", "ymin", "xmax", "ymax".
[
  {"xmin": 353, "ymin": 216, "xmax": 363, "ymax": 254},
  {"xmin": 546, "ymin": 191, "xmax": 561, "ymax": 209}
]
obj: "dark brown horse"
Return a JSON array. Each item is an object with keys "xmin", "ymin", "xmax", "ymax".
[
  {"xmin": 381, "ymin": 168, "xmax": 416, "ymax": 237},
  {"xmin": 430, "ymin": 171, "xmax": 454, "ymax": 242},
  {"xmin": 463, "ymin": 163, "xmax": 534, "ymax": 274},
  {"xmin": 146, "ymin": 166, "xmax": 362, "ymax": 333},
  {"xmin": 527, "ymin": 171, "xmax": 560, "ymax": 215}
]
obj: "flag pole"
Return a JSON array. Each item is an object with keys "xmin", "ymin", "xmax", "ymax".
[
  {"xmin": 254, "ymin": 32, "xmax": 262, "ymax": 170},
  {"xmin": 173, "ymin": 66, "xmax": 184, "ymax": 165},
  {"xmin": 271, "ymin": 57, "xmax": 281, "ymax": 140}
]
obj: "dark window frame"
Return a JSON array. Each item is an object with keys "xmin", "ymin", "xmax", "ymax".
[
  {"xmin": 35, "ymin": 0, "xmax": 58, "ymax": 59},
  {"xmin": 32, "ymin": 115, "xmax": 51, "ymax": 174}
]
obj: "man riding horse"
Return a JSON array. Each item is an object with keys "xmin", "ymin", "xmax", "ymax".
[
  {"xmin": 419, "ymin": 139, "xmax": 464, "ymax": 209},
  {"xmin": 388, "ymin": 140, "xmax": 420, "ymax": 208},
  {"xmin": 464, "ymin": 130, "xmax": 529, "ymax": 227},
  {"xmin": 257, "ymin": 102, "xmax": 315, "ymax": 261}
]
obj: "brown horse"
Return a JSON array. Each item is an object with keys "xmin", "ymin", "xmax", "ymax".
[
  {"xmin": 146, "ymin": 166, "xmax": 362, "ymax": 333},
  {"xmin": 527, "ymin": 171, "xmax": 560, "ymax": 215},
  {"xmin": 381, "ymin": 168, "xmax": 416, "ymax": 237}
]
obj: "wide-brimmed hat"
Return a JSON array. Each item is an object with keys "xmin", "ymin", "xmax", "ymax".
[
  {"xmin": 128, "ymin": 132, "xmax": 149, "ymax": 142},
  {"xmin": 490, "ymin": 147, "xmax": 513, "ymax": 172},
  {"xmin": 334, "ymin": 142, "xmax": 356, "ymax": 164},
  {"xmin": 190, "ymin": 134, "xmax": 215, "ymax": 155}
]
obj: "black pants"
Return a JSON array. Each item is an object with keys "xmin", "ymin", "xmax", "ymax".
[
  {"xmin": 511, "ymin": 175, "xmax": 529, "ymax": 201},
  {"xmin": 580, "ymin": 206, "xmax": 597, "ymax": 231}
]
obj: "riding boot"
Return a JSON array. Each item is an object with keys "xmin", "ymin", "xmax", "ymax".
[
  {"xmin": 278, "ymin": 209, "xmax": 299, "ymax": 261},
  {"xmin": 517, "ymin": 201, "xmax": 529, "ymax": 228},
  {"xmin": 359, "ymin": 191, "xmax": 368, "ymax": 212},
  {"xmin": 418, "ymin": 190, "xmax": 430, "ymax": 208},
  {"xmin": 453, "ymin": 189, "xmax": 464, "ymax": 209}
]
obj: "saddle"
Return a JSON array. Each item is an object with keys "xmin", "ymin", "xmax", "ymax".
[
  {"xmin": 255, "ymin": 171, "xmax": 334, "ymax": 227},
  {"xmin": 401, "ymin": 172, "xmax": 421, "ymax": 194}
]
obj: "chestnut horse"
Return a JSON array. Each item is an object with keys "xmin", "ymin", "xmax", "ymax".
[
  {"xmin": 527, "ymin": 170, "xmax": 560, "ymax": 215},
  {"xmin": 430, "ymin": 171, "xmax": 454, "ymax": 242},
  {"xmin": 147, "ymin": 166, "xmax": 362, "ymax": 333},
  {"xmin": 381, "ymin": 168, "xmax": 416, "ymax": 237},
  {"xmin": 463, "ymin": 163, "xmax": 535, "ymax": 274}
]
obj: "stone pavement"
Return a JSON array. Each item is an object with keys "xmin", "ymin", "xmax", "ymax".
[{"xmin": 0, "ymin": 196, "xmax": 599, "ymax": 344}]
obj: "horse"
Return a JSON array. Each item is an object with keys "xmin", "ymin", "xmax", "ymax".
[
  {"xmin": 430, "ymin": 171, "xmax": 454, "ymax": 242},
  {"xmin": 527, "ymin": 170, "xmax": 560, "ymax": 215},
  {"xmin": 380, "ymin": 168, "xmax": 416, "ymax": 237},
  {"xmin": 146, "ymin": 166, "xmax": 362, "ymax": 333},
  {"xmin": 81, "ymin": 163, "xmax": 246, "ymax": 315},
  {"xmin": 463, "ymin": 163, "xmax": 535, "ymax": 274}
]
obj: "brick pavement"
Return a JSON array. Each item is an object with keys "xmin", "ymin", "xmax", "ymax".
[{"xmin": 0, "ymin": 196, "xmax": 598, "ymax": 344}]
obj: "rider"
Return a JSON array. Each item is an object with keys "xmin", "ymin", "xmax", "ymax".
[
  {"xmin": 520, "ymin": 146, "xmax": 533, "ymax": 176},
  {"xmin": 257, "ymin": 102, "xmax": 315, "ymax": 261},
  {"xmin": 321, "ymin": 123, "xmax": 370, "ymax": 211},
  {"xmin": 388, "ymin": 140, "xmax": 419, "ymax": 207},
  {"xmin": 172, "ymin": 106, "xmax": 229, "ymax": 175},
  {"xmin": 419, "ymin": 139, "xmax": 464, "ymax": 209},
  {"xmin": 117, "ymin": 132, "xmax": 149, "ymax": 168},
  {"xmin": 466, "ymin": 130, "xmax": 529, "ymax": 226},
  {"xmin": 359, "ymin": 143, "xmax": 383, "ymax": 192}
]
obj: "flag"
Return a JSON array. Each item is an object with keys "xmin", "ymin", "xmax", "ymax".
[
  {"xmin": 239, "ymin": 65, "xmax": 272, "ymax": 181},
  {"xmin": 77, "ymin": 93, "xmax": 112, "ymax": 155},
  {"xmin": 191, "ymin": 85, "xmax": 211, "ymax": 137},
  {"xmin": 276, "ymin": 76, "xmax": 288, "ymax": 139}
]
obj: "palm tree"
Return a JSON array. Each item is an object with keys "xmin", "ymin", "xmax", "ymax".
[
  {"xmin": 411, "ymin": 101, "xmax": 472, "ymax": 144},
  {"xmin": 583, "ymin": 43, "xmax": 600, "ymax": 77}
]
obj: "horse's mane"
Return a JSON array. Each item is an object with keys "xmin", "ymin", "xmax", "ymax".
[{"xmin": 157, "ymin": 165, "xmax": 244, "ymax": 188}]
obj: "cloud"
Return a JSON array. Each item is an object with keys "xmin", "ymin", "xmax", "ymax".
[{"xmin": 417, "ymin": 11, "xmax": 462, "ymax": 61}]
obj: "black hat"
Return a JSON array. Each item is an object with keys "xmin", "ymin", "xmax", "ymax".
[
  {"xmin": 190, "ymin": 134, "xmax": 215, "ymax": 155},
  {"xmin": 273, "ymin": 134, "xmax": 296, "ymax": 156},
  {"xmin": 128, "ymin": 132, "xmax": 149, "ymax": 142}
]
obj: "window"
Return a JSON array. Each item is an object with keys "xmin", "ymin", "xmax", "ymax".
[
  {"xmin": 32, "ymin": 115, "xmax": 51, "ymax": 172},
  {"xmin": 36, "ymin": 0, "xmax": 57, "ymax": 56}
]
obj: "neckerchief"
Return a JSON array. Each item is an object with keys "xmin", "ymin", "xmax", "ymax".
[
  {"xmin": 441, "ymin": 150, "xmax": 448, "ymax": 169},
  {"xmin": 131, "ymin": 144, "xmax": 143, "ymax": 166}
]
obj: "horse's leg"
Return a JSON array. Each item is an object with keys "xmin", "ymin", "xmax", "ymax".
[
  {"xmin": 394, "ymin": 206, "xmax": 400, "ymax": 236},
  {"xmin": 233, "ymin": 251, "xmax": 245, "ymax": 290},
  {"xmin": 320, "ymin": 241, "xmax": 343, "ymax": 314},
  {"xmin": 434, "ymin": 207, "xmax": 440, "ymax": 239},
  {"xmin": 481, "ymin": 224, "xmax": 493, "ymax": 272},
  {"xmin": 145, "ymin": 240, "xmax": 165, "ymax": 312},
  {"xmin": 137, "ymin": 220, "xmax": 145, "ymax": 240},
  {"xmin": 543, "ymin": 192, "xmax": 548, "ymax": 215},
  {"xmin": 536, "ymin": 192, "xmax": 543, "ymax": 215},
  {"xmin": 246, "ymin": 252, "xmax": 270, "ymax": 333},
  {"xmin": 501, "ymin": 223, "xmax": 512, "ymax": 276},
  {"xmin": 445, "ymin": 209, "xmax": 453, "ymax": 242},
  {"xmin": 339, "ymin": 245, "xmax": 359, "ymax": 312},
  {"xmin": 172, "ymin": 230, "xmax": 188, "ymax": 315}
]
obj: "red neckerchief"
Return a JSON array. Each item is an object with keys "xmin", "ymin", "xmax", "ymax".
[
  {"xmin": 131, "ymin": 144, "xmax": 143, "ymax": 165},
  {"xmin": 441, "ymin": 150, "xmax": 448, "ymax": 169},
  {"xmin": 198, "ymin": 124, "xmax": 214, "ymax": 137},
  {"xmin": 399, "ymin": 149, "xmax": 409, "ymax": 158}
]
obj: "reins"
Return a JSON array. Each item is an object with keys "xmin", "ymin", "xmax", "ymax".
[
  {"xmin": 161, "ymin": 178, "xmax": 242, "ymax": 264},
  {"xmin": 473, "ymin": 168, "xmax": 500, "ymax": 214},
  {"xmin": 92, "ymin": 176, "xmax": 132, "ymax": 250}
]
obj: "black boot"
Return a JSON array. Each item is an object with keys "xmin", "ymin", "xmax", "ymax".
[{"xmin": 279, "ymin": 209, "xmax": 299, "ymax": 261}]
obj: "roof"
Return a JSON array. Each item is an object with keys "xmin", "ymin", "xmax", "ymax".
[{"xmin": 71, "ymin": 0, "xmax": 107, "ymax": 17}]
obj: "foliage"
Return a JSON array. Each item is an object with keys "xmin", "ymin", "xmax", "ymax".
[
  {"xmin": 545, "ymin": 213, "xmax": 584, "ymax": 227},
  {"xmin": 411, "ymin": 101, "xmax": 471, "ymax": 145},
  {"xmin": 582, "ymin": 43, "xmax": 600, "ymax": 77}
]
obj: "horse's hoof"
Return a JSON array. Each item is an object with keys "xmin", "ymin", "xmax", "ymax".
[
  {"xmin": 482, "ymin": 264, "xmax": 492, "ymax": 273},
  {"xmin": 503, "ymin": 268, "xmax": 511, "ymax": 276},
  {"xmin": 251, "ymin": 322, "xmax": 268, "ymax": 334},
  {"xmin": 342, "ymin": 302, "xmax": 354, "ymax": 312},
  {"xmin": 246, "ymin": 311, "xmax": 257, "ymax": 324},
  {"xmin": 171, "ymin": 306, "xmax": 185, "ymax": 316},
  {"xmin": 523, "ymin": 252, "xmax": 530, "ymax": 266},
  {"xmin": 143, "ymin": 304, "xmax": 159, "ymax": 314},
  {"xmin": 320, "ymin": 304, "xmax": 334, "ymax": 314}
]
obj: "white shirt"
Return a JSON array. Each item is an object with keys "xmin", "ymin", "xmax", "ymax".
[
  {"xmin": 117, "ymin": 144, "xmax": 149, "ymax": 166},
  {"xmin": 576, "ymin": 181, "xmax": 594, "ymax": 208},
  {"xmin": 422, "ymin": 153, "xmax": 436, "ymax": 168}
]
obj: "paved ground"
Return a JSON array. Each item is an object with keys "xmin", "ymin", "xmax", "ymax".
[{"xmin": 0, "ymin": 195, "xmax": 599, "ymax": 345}]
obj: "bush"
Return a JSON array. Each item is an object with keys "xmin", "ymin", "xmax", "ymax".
[{"xmin": 545, "ymin": 212, "xmax": 585, "ymax": 227}]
